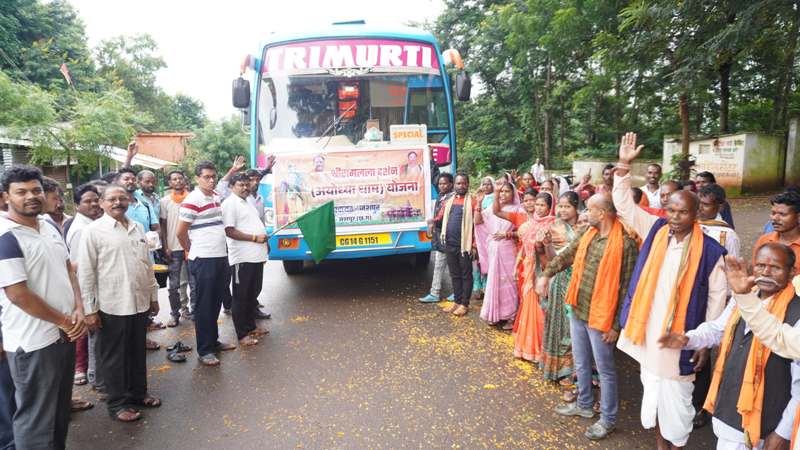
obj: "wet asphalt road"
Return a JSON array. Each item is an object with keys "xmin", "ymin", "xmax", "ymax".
[{"xmin": 67, "ymin": 197, "xmax": 770, "ymax": 449}]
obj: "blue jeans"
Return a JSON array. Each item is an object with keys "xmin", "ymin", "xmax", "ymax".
[{"xmin": 570, "ymin": 317, "xmax": 618, "ymax": 427}]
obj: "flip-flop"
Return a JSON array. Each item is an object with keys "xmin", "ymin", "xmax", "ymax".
[
  {"xmin": 112, "ymin": 408, "xmax": 141, "ymax": 422},
  {"xmin": 70, "ymin": 398, "xmax": 94, "ymax": 412},
  {"xmin": 166, "ymin": 342, "xmax": 192, "ymax": 353},
  {"xmin": 146, "ymin": 340, "xmax": 160, "ymax": 351},
  {"xmin": 134, "ymin": 395, "xmax": 162, "ymax": 408},
  {"xmin": 166, "ymin": 350, "xmax": 187, "ymax": 363}
]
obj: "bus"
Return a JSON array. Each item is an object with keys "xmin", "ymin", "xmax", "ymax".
[{"xmin": 232, "ymin": 20, "xmax": 470, "ymax": 274}]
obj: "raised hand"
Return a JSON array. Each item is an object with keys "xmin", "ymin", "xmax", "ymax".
[
  {"xmin": 265, "ymin": 154, "xmax": 276, "ymax": 170},
  {"xmin": 232, "ymin": 155, "xmax": 247, "ymax": 172},
  {"xmin": 618, "ymin": 132, "xmax": 644, "ymax": 164},
  {"xmin": 657, "ymin": 332, "xmax": 689, "ymax": 349},
  {"xmin": 724, "ymin": 255, "xmax": 756, "ymax": 295}
]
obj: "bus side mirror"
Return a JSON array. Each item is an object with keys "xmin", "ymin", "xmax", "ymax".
[
  {"xmin": 456, "ymin": 72, "xmax": 471, "ymax": 101},
  {"xmin": 232, "ymin": 77, "xmax": 250, "ymax": 109}
]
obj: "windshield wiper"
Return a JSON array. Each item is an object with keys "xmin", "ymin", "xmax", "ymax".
[{"xmin": 316, "ymin": 102, "xmax": 358, "ymax": 148}]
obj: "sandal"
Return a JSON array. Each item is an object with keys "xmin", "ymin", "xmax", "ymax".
[
  {"xmin": 248, "ymin": 328, "xmax": 269, "ymax": 337},
  {"xmin": 133, "ymin": 395, "xmax": 162, "ymax": 408},
  {"xmin": 147, "ymin": 321, "xmax": 166, "ymax": 331},
  {"xmin": 166, "ymin": 350, "xmax": 187, "ymax": 363},
  {"xmin": 146, "ymin": 339, "xmax": 160, "ymax": 351},
  {"xmin": 70, "ymin": 398, "xmax": 94, "ymax": 412},
  {"xmin": 74, "ymin": 372, "xmax": 87, "ymax": 386},
  {"xmin": 112, "ymin": 408, "xmax": 141, "ymax": 422},
  {"xmin": 562, "ymin": 388, "xmax": 577, "ymax": 403},
  {"xmin": 239, "ymin": 336, "xmax": 259, "ymax": 347},
  {"xmin": 166, "ymin": 341, "xmax": 192, "ymax": 353}
]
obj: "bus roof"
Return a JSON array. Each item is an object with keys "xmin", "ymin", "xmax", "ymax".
[{"xmin": 258, "ymin": 22, "xmax": 440, "ymax": 50}]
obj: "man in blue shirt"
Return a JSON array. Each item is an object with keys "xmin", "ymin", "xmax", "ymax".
[
  {"xmin": 115, "ymin": 167, "xmax": 158, "ymax": 234},
  {"xmin": 135, "ymin": 170, "xmax": 161, "ymax": 228}
]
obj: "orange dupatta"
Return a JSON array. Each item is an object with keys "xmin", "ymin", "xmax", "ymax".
[
  {"xmin": 171, "ymin": 190, "xmax": 188, "ymax": 204},
  {"xmin": 792, "ymin": 403, "xmax": 799, "ymax": 450},
  {"xmin": 564, "ymin": 219, "xmax": 625, "ymax": 332},
  {"xmin": 703, "ymin": 285, "xmax": 796, "ymax": 448},
  {"xmin": 623, "ymin": 222, "xmax": 704, "ymax": 345}
]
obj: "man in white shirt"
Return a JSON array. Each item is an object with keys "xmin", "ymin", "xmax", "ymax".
[
  {"xmin": 65, "ymin": 183, "xmax": 103, "ymax": 394},
  {"xmin": 531, "ymin": 158, "xmax": 545, "ymax": 184},
  {"xmin": 644, "ymin": 163, "xmax": 663, "ymax": 208},
  {"xmin": 78, "ymin": 185, "xmax": 162, "ymax": 422},
  {"xmin": 660, "ymin": 243, "xmax": 800, "ymax": 450},
  {"xmin": 160, "ymin": 170, "xmax": 196, "ymax": 326},
  {"xmin": 0, "ymin": 165, "xmax": 86, "ymax": 449},
  {"xmin": 222, "ymin": 173, "xmax": 269, "ymax": 347},
  {"xmin": 177, "ymin": 161, "xmax": 237, "ymax": 366},
  {"xmin": 613, "ymin": 133, "xmax": 728, "ymax": 449}
]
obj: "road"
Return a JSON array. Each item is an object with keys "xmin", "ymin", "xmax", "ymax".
[{"xmin": 67, "ymin": 197, "xmax": 770, "ymax": 449}]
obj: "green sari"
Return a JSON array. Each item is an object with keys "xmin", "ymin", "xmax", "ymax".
[{"xmin": 541, "ymin": 220, "xmax": 576, "ymax": 382}]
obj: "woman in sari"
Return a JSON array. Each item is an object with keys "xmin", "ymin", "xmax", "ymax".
[
  {"xmin": 516, "ymin": 172, "xmax": 538, "ymax": 198},
  {"xmin": 493, "ymin": 190, "xmax": 555, "ymax": 362},
  {"xmin": 540, "ymin": 191, "xmax": 580, "ymax": 383},
  {"xmin": 476, "ymin": 181, "xmax": 520, "ymax": 328},
  {"xmin": 472, "ymin": 176, "xmax": 495, "ymax": 299}
]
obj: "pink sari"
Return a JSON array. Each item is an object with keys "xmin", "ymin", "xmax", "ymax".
[
  {"xmin": 480, "ymin": 199, "xmax": 520, "ymax": 323},
  {"xmin": 512, "ymin": 201, "xmax": 555, "ymax": 362}
]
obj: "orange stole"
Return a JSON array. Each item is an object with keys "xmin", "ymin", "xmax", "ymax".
[
  {"xmin": 703, "ymin": 285, "xmax": 796, "ymax": 448},
  {"xmin": 564, "ymin": 220, "xmax": 624, "ymax": 332},
  {"xmin": 623, "ymin": 223, "xmax": 704, "ymax": 345},
  {"xmin": 792, "ymin": 402, "xmax": 799, "ymax": 450}
]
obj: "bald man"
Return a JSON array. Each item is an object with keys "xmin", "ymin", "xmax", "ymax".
[
  {"xmin": 537, "ymin": 193, "xmax": 640, "ymax": 441},
  {"xmin": 613, "ymin": 132, "xmax": 728, "ymax": 450}
]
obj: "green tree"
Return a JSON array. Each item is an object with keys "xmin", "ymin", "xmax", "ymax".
[{"xmin": 187, "ymin": 115, "xmax": 248, "ymax": 174}]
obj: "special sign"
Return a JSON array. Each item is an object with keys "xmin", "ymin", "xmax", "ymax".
[
  {"xmin": 262, "ymin": 39, "xmax": 440, "ymax": 74},
  {"xmin": 272, "ymin": 147, "xmax": 430, "ymax": 229}
]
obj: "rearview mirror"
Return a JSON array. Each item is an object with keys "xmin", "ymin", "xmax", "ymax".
[
  {"xmin": 456, "ymin": 72, "xmax": 471, "ymax": 101},
  {"xmin": 232, "ymin": 77, "xmax": 250, "ymax": 109}
]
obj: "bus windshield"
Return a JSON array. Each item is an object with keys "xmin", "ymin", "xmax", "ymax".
[{"xmin": 256, "ymin": 73, "xmax": 449, "ymax": 151}]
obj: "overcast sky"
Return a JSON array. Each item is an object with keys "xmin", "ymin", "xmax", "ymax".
[{"xmin": 68, "ymin": 0, "xmax": 445, "ymax": 121}]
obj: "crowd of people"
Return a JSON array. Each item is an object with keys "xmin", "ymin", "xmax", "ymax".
[
  {"xmin": 420, "ymin": 132, "xmax": 799, "ymax": 450},
  {"xmin": 0, "ymin": 131, "xmax": 798, "ymax": 449},
  {"xmin": 0, "ymin": 143, "xmax": 276, "ymax": 448}
]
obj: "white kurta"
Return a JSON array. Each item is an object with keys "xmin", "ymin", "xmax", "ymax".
[{"xmin": 613, "ymin": 173, "xmax": 729, "ymax": 446}]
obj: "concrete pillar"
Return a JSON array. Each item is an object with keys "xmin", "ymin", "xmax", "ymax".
[{"xmin": 786, "ymin": 117, "xmax": 800, "ymax": 185}]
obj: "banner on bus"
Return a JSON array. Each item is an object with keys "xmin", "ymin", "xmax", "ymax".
[{"xmin": 272, "ymin": 147, "xmax": 431, "ymax": 230}]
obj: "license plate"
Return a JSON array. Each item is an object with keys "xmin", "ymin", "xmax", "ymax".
[{"xmin": 336, "ymin": 233, "xmax": 392, "ymax": 247}]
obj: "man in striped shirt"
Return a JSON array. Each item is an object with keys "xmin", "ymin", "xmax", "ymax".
[{"xmin": 176, "ymin": 161, "xmax": 236, "ymax": 366}]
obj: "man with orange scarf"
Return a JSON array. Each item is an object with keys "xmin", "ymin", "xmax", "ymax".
[
  {"xmin": 160, "ymin": 170, "xmax": 196, "ymax": 325},
  {"xmin": 536, "ymin": 193, "xmax": 639, "ymax": 441},
  {"xmin": 728, "ymin": 256, "xmax": 800, "ymax": 450},
  {"xmin": 660, "ymin": 244, "xmax": 800, "ymax": 450},
  {"xmin": 613, "ymin": 132, "xmax": 729, "ymax": 449}
]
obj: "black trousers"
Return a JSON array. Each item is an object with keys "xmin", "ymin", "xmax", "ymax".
[
  {"xmin": 189, "ymin": 257, "xmax": 228, "ymax": 356},
  {"xmin": 692, "ymin": 361, "xmax": 712, "ymax": 409},
  {"xmin": 0, "ymin": 356, "xmax": 15, "ymax": 450},
  {"xmin": 98, "ymin": 311, "xmax": 148, "ymax": 416},
  {"xmin": 445, "ymin": 249, "xmax": 473, "ymax": 306},
  {"xmin": 231, "ymin": 262, "xmax": 264, "ymax": 340},
  {"xmin": 7, "ymin": 339, "xmax": 74, "ymax": 450},
  {"xmin": 221, "ymin": 264, "xmax": 232, "ymax": 310}
]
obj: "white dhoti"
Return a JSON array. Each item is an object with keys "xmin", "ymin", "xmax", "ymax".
[
  {"xmin": 639, "ymin": 367, "xmax": 695, "ymax": 447},
  {"xmin": 715, "ymin": 434, "xmax": 764, "ymax": 450}
]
